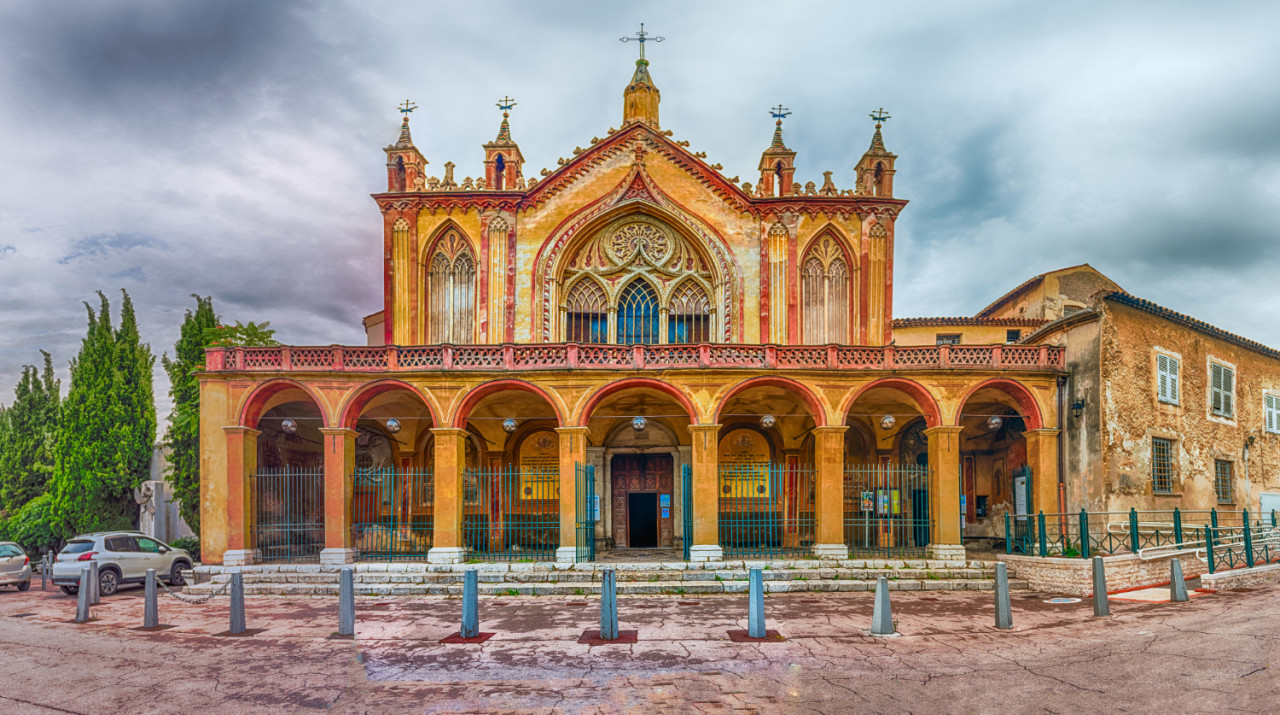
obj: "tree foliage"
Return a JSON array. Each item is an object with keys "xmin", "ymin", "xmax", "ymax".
[
  {"xmin": 203, "ymin": 321, "xmax": 279, "ymax": 348},
  {"xmin": 0, "ymin": 352, "xmax": 60, "ymax": 514},
  {"xmin": 161, "ymin": 295, "xmax": 219, "ymax": 535}
]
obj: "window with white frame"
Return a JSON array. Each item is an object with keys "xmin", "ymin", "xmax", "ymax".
[
  {"xmin": 1156, "ymin": 353, "xmax": 1179, "ymax": 405},
  {"xmin": 1210, "ymin": 361, "xmax": 1235, "ymax": 419},
  {"xmin": 1266, "ymin": 393, "xmax": 1280, "ymax": 434}
]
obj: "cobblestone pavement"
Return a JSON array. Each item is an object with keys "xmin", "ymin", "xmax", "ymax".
[{"xmin": 0, "ymin": 581, "xmax": 1275, "ymax": 713}]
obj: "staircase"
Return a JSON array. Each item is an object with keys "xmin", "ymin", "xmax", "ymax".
[{"xmin": 188, "ymin": 559, "xmax": 1028, "ymax": 597}]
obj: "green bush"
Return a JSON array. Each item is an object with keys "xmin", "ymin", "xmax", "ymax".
[
  {"xmin": 8, "ymin": 494, "xmax": 60, "ymax": 555},
  {"xmin": 169, "ymin": 536, "xmax": 201, "ymax": 562}
]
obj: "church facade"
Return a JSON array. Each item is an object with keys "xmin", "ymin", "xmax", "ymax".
[{"xmin": 197, "ymin": 54, "xmax": 1065, "ymax": 566}]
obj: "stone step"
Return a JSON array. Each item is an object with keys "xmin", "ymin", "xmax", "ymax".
[
  {"xmin": 207, "ymin": 567, "xmax": 997, "ymax": 586},
  {"xmin": 196, "ymin": 559, "xmax": 997, "ymax": 577}
]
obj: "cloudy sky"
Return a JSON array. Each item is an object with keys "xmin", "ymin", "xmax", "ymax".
[{"xmin": 2, "ymin": 0, "xmax": 1279, "ymax": 419}]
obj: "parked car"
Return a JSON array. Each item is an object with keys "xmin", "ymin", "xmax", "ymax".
[
  {"xmin": 51, "ymin": 532, "xmax": 192, "ymax": 597},
  {"xmin": 0, "ymin": 542, "xmax": 32, "ymax": 591}
]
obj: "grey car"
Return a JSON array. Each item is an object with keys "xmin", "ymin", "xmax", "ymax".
[
  {"xmin": 0, "ymin": 542, "xmax": 32, "ymax": 591},
  {"xmin": 51, "ymin": 532, "xmax": 192, "ymax": 597}
]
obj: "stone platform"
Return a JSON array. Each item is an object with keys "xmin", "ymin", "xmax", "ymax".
[{"xmin": 188, "ymin": 558, "xmax": 1027, "ymax": 597}]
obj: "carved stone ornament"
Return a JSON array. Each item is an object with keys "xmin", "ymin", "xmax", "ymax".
[{"xmin": 607, "ymin": 220, "xmax": 671, "ymax": 264}]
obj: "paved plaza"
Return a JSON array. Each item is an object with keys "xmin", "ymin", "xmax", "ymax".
[{"xmin": 0, "ymin": 582, "xmax": 1275, "ymax": 712}]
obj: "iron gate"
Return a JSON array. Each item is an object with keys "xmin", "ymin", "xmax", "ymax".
[
  {"xmin": 251, "ymin": 467, "xmax": 324, "ymax": 562},
  {"xmin": 718, "ymin": 463, "xmax": 816, "ymax": 557},
  {"xmin": 575, "ymin": 463, "xmax": 597, "ymax": 563},
  {"xmin": 681, "ymin": 463, "xmax": 693, "ymax": 560},
  {"xmin": 844, "ymin": 463, "xmax": 931, "ymax": 558},
  {"xmin": 463, "ymin": 465, "xmax": 559, "ymax": 561},
  {"xmin": 351, "ymin": 468, "xmax": 433, "ymax": 560}
]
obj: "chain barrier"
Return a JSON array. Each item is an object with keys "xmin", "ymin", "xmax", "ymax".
[{"xmin": 156, "ymin": 576, "xmax": 230, "ymax": 604}]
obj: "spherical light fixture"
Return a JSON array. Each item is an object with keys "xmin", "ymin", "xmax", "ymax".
[
  {"xmin": 631, "ymin": 416, "xmax": 648, "ymax": 432},
  {"xmin": 987, "ymin": 416, "xmax": 1003, "ymax": 431},
  {"xmin": 385, "ymin": 418, "xmax": 402, "ymax": 434},
  {"xmin": 281, "ymin": 418, "xmax": 298, "ymax": 435},
  {"xmin": 759, "ymin": 414, "xmax": 777, "ymax": 429},
  {"xmin": 880, "ymin": 414, "xmax": 896, "ymax": 431},
  {"xmin": 502, "ymin": 418, "xmax": 518, "ymax": 433}
]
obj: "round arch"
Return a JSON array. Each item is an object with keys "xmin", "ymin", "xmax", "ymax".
[
  {"xmin": 451, "ymin": 379, "xmax": 567, "ymax": 428},
  {"xmin": 838, "ymin": 377, "xmax": 943, "ymax": 429},
  {"xmin": 713, "ymin": 376, "xmax": 828, "ymax": 427},
  {"xmin": 336, "ymin": 379, "xmax": 439, "ymax": 430},
  {"xmin": 954, "ymin": 378, "xmax": 1045, "ymax": 431},
  {"xmin": 238, "ymin": 378, "xmax": 331, "ymax": 429},
  {"xmin": 575, "ymin": 377, "xmax": 700, "ymax": 427}
]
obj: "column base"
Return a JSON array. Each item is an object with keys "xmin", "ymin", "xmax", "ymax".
[
  {"xmin": 688, "ymin": 545, "xmax": 724, "ymax": 563},
  {"xmin": 222, "ymin": 549, "xmax": 257, "ymax": 567},
  {"xmin": 555, "ymin": 546, "xmax": 578, "ymax": 564},
  {"xmin": 319, "ymin": 548, "xmax": 357, "ymax": 566},
  {"xmin": 928, "ymin": 544, "xmax": 967, "ymax": 561},
  {"xmin": 427, "ymin": 547, "xmax": 468, "ymax": 565},
  {"xmin": 812, "ymin": 543, "xmax": 850, "ymax": 560}
]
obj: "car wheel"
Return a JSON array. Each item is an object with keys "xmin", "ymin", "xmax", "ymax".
[
  {"xmin": 169, "ymin": 561, "xmax": 189, "ymax": 586},
  {"xmin": 99, "ymin": 568, "xmax": 120, "ymax": 597},
  {"xmin": 17, "ymin": 581, "xmax": 30, "ymax": 592},
  {"xmin": 60, "ymin": 585, "xmax": 78, "ymax": 596}
]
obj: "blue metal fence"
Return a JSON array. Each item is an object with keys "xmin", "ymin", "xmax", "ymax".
[
  {"xmin": 351, "ymin": 468, "xmax": 433, "ymax": 561},
  {"xmin": 844, "ymin": 464, "xmax": 932, "ymax": 559},
  {"xmin": 463, "ymin": 466, "xmax": 559, "ymax": 561},
  {"xmin": 575, "ymin": 463, "xmax": 596, "ymax": 563},
  {"xmin": 251, "ymin": 467, "xmax": 325, "ymax": 563},
  {"xmin": 718, "ymin": 463, "xmax": 815, "ymax": 558}
]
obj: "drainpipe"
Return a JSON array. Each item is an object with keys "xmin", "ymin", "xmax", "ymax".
[{"xmin": 1057, "ymin": 375, "xmax": 1068, "ymax": 516}]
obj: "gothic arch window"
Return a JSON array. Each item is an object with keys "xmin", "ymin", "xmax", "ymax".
[
  {"xmin": 564, "ymin": 277, "xmax": 608, "ymax": 343},
  {"xmin": 617, "ymin": 278, "xmax": 660, "ymax": 345},
  {"xmin": 426, "ymin": 230, "xmax": 476, "ymax": 344},
  {"xmin": 801, "ymin": 235, "xmax": 852, "ymax": 344},
  {"xmin": 668, "ymin": 280, "xmax": 711, "ymax": 344}
]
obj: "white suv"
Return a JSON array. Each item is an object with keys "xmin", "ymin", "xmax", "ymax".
[{"xmin": 51, "ymin": 532, "xmax": 192, "ymax": 597}]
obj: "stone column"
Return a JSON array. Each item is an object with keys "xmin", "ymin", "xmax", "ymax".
[
  {"xmin": 688, "ymin": 424, "xmax": 722, "ymax": 562},
  {"xmin": 1024, "ymin": 429, "xmax": 1062, "ymax": 515},
  {"xmin": 555, "ymin": 427, "xmax": 589, "ymax": 563},
  {"xmin": 924, "ymin": 425, "xmax": 965, "ymax": 562},
  {"xmin": 812, "ymin": 426, "xmax": 849, "ymax": 560},
  {"xmin": 222, "ymin": 426, "xmax": 259, "ymax": 567},
  {"xmin": 428, "ymin": 428, "xmax": 469, "ymax": 564},
  {"xmin": 319, "ymin": 428, "xmax": 357, "ymax": 565}
]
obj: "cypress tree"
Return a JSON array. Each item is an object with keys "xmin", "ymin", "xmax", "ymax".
[
  {"xmin": 0, "ymin": 352, "xmax": 60, "ymax": 513},
  {"xmin": 162, "ymin": 295, "xmax": 219, "ymax": 535},
  {"xmin": 113, "ymin": 290, "xmax": 157, "ymax": 504}
]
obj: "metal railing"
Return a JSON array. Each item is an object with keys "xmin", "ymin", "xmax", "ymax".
[
  {"xmin": 575, "ymin": 463, "xmax": 596, "ymax": 563},
  {"xmin": 463, "ymin": 466, "xmax": 559, "ymax": 561},
  {"xmin": 718, "ymin": 463, "xmax": 815, "ymax": 558},
  {"xmin": 681, "ymin": 464, "xmax": 693, "ymax": 561},
  {"xmin": 843, "ymin": 464, "xmax": 932, "ymax": 559},
  {"xmin": 351, "ymin": 468, "xmax": 433, "ymax": 561},
  {"xmin": 251, "ymin": 467, "xmax": 325, "ymax": 563}
]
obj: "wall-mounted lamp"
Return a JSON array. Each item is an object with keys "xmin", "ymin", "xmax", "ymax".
[
  {"xmin": 1246, "ymin": 434, "xmax": 1256, "ymax": 448},
  {"xmin": 1071, "ymin": 399, "xmax": 1085, "ymax": 419}
]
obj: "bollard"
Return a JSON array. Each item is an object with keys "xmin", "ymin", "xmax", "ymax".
[
  {"xmin": 600, "ymin": 569, "xmax": 618, "ymax": 641},
  {"xmin": 994, "ymin": 562, "xmax": 1012, "ymax": 629},
  {"xmin": 871, "ymin": 576, "xmax": 895, "ymax": 636},
  {"xmin": 75, "ymin": 567, "xmax": 91, "ymax": 624},
  {"xmin": 748, "ymin": 568, "xmax": 765, "ymax": 638},
  {"xmin": 88, "ymin": 561, "xmax": 100, "ymax": 605},
  {"xmin": 338, "ymin": 567, "xmax": 355, "ymax": 637},
  {"xmin": 1169, "ymin": 558, "xmax": 1188, "ymax": 602},
  {"xmin": 460, "ymin": 569, "xmax": 478, "ymax": 639},
  {"xmin": 41, "ymin": 553, "xmax": 48, "ymax": 590},
  {"xmin": 1091, "ymin": 556, "xmax": 1110, "ymax": 617},
  {"xmin": 229, "ymin": 572, "xmax": 246, "ymax": 635},
  {"xmin": 144, "ymin": 569, "xmax": 159, "ymax": 628}
]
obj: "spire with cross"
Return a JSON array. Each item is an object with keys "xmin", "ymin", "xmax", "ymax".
[
  {"xmin": 620, "ymin": 22, "xmax": 664, "ymax": 61},
  {"xmin": 769, "ymin": 104, "xmax": 791, "ymax": 150},
  {"xmin": 394, "ymin": 99, "xmax": 417, "ymax": 148},
  {"xmin": 869, "ymin": 107, "xmax": 891, "ymax": 127},
  {"xmin": 494, "ymin": 96, "xmax": 516, "ymax": 142},
  {"xmin": 867, "ymin": 107, "xmax": 891, "ymax": 154}
]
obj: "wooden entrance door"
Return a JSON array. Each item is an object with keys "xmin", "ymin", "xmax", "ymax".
[{"xmin": 610, "ymin": 454, "xmax": 674, "ymax": 547}]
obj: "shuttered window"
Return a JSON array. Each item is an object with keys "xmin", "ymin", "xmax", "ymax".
[
  {"xmin": 1265, "ymin": 394, "xmax": 1280, "ymax": 434},
  {"xmin": 1210, "ymin": 362, "xmax": 1235, "ymax": 418},
  {"xmin": 1156, "ymin": 354, "xmax": 1179, "ymax": 405}
]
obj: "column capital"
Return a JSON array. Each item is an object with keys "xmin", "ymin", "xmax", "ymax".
[
  {"xmin": 688, "ymin": 423, "xmax": 722, "ymax": 435},
  {"xmin": 318, "ymin": 427, "xmax": 357, "ymax": 437},
  {"xmin": 922, "ymin": 424, "xmax": 964, "ymax": 436},
  {"xmin": 554, "ymin": 426, "xmax": 590, "ymax": 436},
  {"xmin": 430, "ymin": 427, "xmax": 470, "ymax": 438},
  {"xmin": 1023, "ymin": 428, "xmax": 1062, "ymax": 439},
  {"xmin": 223, "ymin": 425, "xmax": 261, "ymax": 437},
  {"xmin": 812, "ymin": 425, "xmax": 848, "ymax": 436}
]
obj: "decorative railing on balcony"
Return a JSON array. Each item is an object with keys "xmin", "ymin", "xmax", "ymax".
[{"xmin": 204, "ymin": 343, "xmax": 1066, "ymax": 373}]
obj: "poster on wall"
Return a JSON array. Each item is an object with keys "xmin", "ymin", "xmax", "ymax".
[{"xmin": 861, "ymin": 491, "xmax": 874, "ymax": 512}]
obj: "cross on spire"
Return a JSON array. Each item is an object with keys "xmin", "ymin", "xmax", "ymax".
[
  {"xmin": 620, "ymin": 23, "xmax": 664, "ymax": 61},
  {"xmin": 496, "ymin": 96, "xmax": 517, "ymax": 113},
  {"xmin": 770, "ymin": 105, "xmax": 792, "ymax": 121},
  {"xmin": 869, "ymin": 107, "xmax": 891, "ymax": 126},
  {"xmin": 399, "ymin": 99, "xmax": 418, "ymax": 115}
]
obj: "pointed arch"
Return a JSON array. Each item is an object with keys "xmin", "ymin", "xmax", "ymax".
[
  {"xmin": 563, "ymin": 275, "xmax": 608, "ymax": 343},
  {"xmin": 616, "ymin": 277, "xmax": 660, "ymax": 345},
  {"xmin": 423, "ymin": 222, "xmax": 476, "ymax": 344},
  {"xmin": 801, "ymin": 229, "xmax": 856, "ymax": 345},
  {"xmin": 668, "ymin": 279, "xmax": 712, "ymax": 344}
]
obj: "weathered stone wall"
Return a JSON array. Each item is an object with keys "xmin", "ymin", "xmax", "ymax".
[
  {"xmin": 1201, "ymin": 562, "xmax": 1280, "ymax": 590},
  {"xmin": 999, "ymin": 552, "xmax": 1208, "ymax": 596}
]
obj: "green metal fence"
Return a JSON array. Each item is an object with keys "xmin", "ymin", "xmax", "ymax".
[
  {"xmin": 843, "ymin": 464, "xmax": 931, "ymax": 559},
  {"xmin": 718, "ymin": 463, "xmax": 815, "ymax": 558},
  {"xmin": 251, "ymin": 467, "xmax": 325, "ymax": 563},
  {"xmin": 463, "ymin": 466, "xmax": 559, "ymax": 561},
  {"xmin": 351, "ymin": 468, "xmax": 433, "ymax": 561},
  {"xmin": 681, "ymin": 463, "xmax": 693, "ymax": 561},
  {"xmin": 1203, "ymin": 510, "xmax": 1280, "ymax": 573},
  {"xmin": 575, "ymin": 463, "xmax": 596, "ymax": 563}
]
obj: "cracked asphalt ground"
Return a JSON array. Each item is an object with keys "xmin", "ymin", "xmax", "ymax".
[{"xmin": 0, "ymin": 583, "xmax": 1276, "ymax": 713}]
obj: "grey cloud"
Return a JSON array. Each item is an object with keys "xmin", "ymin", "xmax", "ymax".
[{"xmin": 59, "ymin": 233, "xmax": 168, "ymax": 264}]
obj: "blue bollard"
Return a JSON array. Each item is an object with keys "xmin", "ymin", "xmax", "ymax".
[
  {"xmin": 871, "ymin": 576, "xmax": 895, "ymax": 636},
  {"xmin": 600, "ymin": 569, "xmax": 618, "ymax": 640},
  {"xmin": 748, "ymin": 568, "xmax": 765, "ymax": 638},
  {"xmin": 460, "ymin": 570, "xmax": 478, "ymax": 639}
]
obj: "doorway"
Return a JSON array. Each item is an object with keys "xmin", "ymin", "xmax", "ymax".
[{"xmin": 627, "ymin": 493, "xmax": 659, "ymax": 547}]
